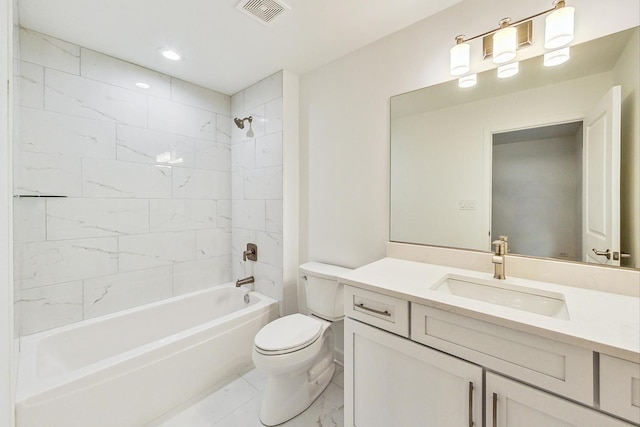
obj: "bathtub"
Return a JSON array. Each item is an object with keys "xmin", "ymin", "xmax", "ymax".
[{"xmin": 15, "ymin": 284, "xmax": 279, "ymax": 427}]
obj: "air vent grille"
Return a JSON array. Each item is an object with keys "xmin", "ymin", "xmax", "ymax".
[{"xmin": 236, "ymin": 0, "xmax": 291, "ymax": 25}]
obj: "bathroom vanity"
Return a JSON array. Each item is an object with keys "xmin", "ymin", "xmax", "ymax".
[{"xmin": 340, "ymin": 257, "xmax": 640, "ymax": 427}]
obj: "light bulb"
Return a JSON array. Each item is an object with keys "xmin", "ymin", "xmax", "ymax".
[
  {"xmin": 450, "ymin": 37, "xmax": 470, "ymax": 76},
  {"xmin": 493, "ymin": 22, "xmax": 517, "ymax": 64},
  {"xmin": 497, "ymin": 62, "xmax": 519, "ymax": 78},
  {"xmin": 544, "ymin": 47, "xmax": 570, "ymax": 67},
  {"xmin": 458, "ymin": 74, "xmax": 477, "ymax": 88},
  {"xmin": 545, "ymin": 5, "xmax": 575, "ymax": 49}
]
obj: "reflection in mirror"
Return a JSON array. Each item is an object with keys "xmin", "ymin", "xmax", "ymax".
[{"xmin": 390, "ymin": 27, "xmax": 639, "ymax": 270}]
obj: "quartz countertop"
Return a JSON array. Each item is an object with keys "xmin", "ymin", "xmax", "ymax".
[{"xmin": 338, "ymin": 257, "xmax": 640, "ymax": 363}]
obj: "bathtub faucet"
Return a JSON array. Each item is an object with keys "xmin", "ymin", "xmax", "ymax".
[{"xmin": 236, "ymin": 276, "xmax": 255, "ymax": 288}]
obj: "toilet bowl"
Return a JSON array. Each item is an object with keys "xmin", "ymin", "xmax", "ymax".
[{"xmin": 251, "ymin": 262, "xmax": 351, "ymax": 426}]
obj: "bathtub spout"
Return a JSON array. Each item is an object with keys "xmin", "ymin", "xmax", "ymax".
[{"xmin": 236, "ymin": 276, "xmax": 255, "ymax": 287}]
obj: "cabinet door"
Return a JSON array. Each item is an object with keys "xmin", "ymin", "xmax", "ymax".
[
  {"xmin": 345, "ymin": 318, "xmax": 482, "ymax": 427},
  {"xmin": 486, "ymin": 372, "xmax": 635, "ymax": 427}
]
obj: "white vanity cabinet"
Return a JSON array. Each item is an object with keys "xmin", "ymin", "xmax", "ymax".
[
  {"xmin": 344, "ymin": 318, "xmax": 483, "ymax": 427},
  {"xmin": 486, "ymin": 372, "xmax": 633, "ymax": 427},
  {"xmin": 344, "ymin": 284, "xmax": 640, "ymax": 427}
]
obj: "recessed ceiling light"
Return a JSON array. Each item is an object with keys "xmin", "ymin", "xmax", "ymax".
[
  {"xmin": 160, "ymin": 49, "xmax": 182, "ymax": 61},
  {"xmin": 136, "ymin": 82, "xmax": 151, "ymax": 89}
]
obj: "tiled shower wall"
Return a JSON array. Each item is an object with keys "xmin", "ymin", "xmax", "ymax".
[
  {"xmin": 14, "ymin": 28, "xmax": 234, "ymax": 336},
  {"xmin": 230, "ymin": 73, "xmax": 284, "ymax": 306}
]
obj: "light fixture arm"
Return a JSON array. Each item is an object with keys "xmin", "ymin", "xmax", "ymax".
[{"xmin": 454, "ymin": 2, "xmax": 564, "ymax": 44}]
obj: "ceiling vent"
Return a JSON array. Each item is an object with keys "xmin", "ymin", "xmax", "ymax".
[{"xmin": 236, "ymin": 0, "xmax": 291, "ymax": 26}]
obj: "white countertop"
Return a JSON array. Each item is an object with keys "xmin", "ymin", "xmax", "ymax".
[{"xmin": 338, "ymin": 257, "xmax": 640, "ymax": 363}]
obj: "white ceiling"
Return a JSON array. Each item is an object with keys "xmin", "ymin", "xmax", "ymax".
[{"xmin": 18, "ymin": 0, "xmax": 463, "ymax": 95}]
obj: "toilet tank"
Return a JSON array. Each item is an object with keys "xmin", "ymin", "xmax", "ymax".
[{"xmin": 300, "ymin": 262, "xmax": 352, "ymax": 321}]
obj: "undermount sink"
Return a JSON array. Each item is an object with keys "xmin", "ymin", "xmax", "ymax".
[{"xmin": 432, "ymin": 274, "xmax": 570, "ymax": 320}]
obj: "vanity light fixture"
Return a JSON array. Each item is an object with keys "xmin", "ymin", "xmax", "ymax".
[
  {"xmin": 449, "ymin": 1, "xmax": 575, "ymax": 85},
  {"xmin": 497, "ymin": 62, "xmax": 519, "ymax": 78},
  {"xmin": 458, "ymin": 73, "xmax": 477, "ymax": 88},
  {"xmin": 543, "ymin": 47, "xmax": 570, "ymax": 67}
]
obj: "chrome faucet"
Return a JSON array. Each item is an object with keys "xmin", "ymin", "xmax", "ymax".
[
  {"xmin": 492, "ymin": 235, "xmax": 508, "ymax": 280},
  {"xmin": 236, "ymin": 276, "xmax": 255, "ymax": 287}
]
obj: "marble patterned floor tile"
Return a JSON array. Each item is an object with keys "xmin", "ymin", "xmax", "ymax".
[{"xmin": 152, "ymin": 366, "xmax": 344, "ymax": 427}]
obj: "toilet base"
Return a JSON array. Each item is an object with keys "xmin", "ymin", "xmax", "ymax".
[{"xmin": 259, "ymin": 361, "xmax": 335, "ymax": 426}]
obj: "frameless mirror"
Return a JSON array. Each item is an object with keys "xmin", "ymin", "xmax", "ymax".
[{"xmin": 390, "ymin": 27, "xmax": 639, "ymax": 269}]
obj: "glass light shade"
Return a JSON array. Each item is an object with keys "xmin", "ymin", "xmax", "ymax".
[
  {"xmin": 493, "ymin": 26, "xmax": 517, "ymax": 64},
  {"xmin": 458, "ymin": 74, "xmax": 477, "ymax": 88},
  {"xmin": 450, "ymin": 43, "xmax": 470, "ymax": 76},
  {"xmin": 497, "ymin": 62, "xmax": 519, "ymax": 78},
  {"xmin": 544, "ymin": 47, "xmax": 570, "ymax": 67},
  {"xmin": 545, "ymin": 6, "xmax": 575, "ymax": 49}
]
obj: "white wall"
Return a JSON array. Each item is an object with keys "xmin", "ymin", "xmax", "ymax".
[
  {"xmin": 299, "ymin": 0, "xmax": 640, "ymax": 269},
  {"xmin": 230, "ymin": 72, "xmax": 285, "ymax": 306},
  {"xmin": 0, "ymin": 0, "xmax": 15, "ymax": 424},
  {"xmin": 14, "ymin": 29, "xmax": 232, "ymax": 335}
]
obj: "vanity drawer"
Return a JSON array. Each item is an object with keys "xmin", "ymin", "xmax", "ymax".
[
  {"xmin": 344, "ymin": 286, "xmax": 409, "ymax": 337},
  {"xmin": 600, "ymin": 354, "xmax": 640, "ymax": 424},
  {"xmin": 411, "ymin": 304, "xmax": 593, "ymax": 405}
]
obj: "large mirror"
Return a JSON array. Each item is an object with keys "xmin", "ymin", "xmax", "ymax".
[{"xmin": 390, "ymin": 27, "xmax": 639, "ymax": 269}]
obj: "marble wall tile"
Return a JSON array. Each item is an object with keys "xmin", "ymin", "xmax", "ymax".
[
  {"xmin": 172, "ymin": 168, "xmax": 231, "ymax": 200},
  {"xmin": 45, "ymin": 69, "xmax": 147, "ymax": 127},
  {"xmin": 230, "ymin": 91, "xmax": 243, "ymax": 117},
  {"xmin": 19, "ymin": 61, "xmax": 44, "ymax": 108},
  {"xmin": 18, "ymin": 281, "xmax": 83, "ymax": 335},
  {"xmin": 265, "ymin": 200, "xmax": 283, "ymax": 234},
  {"xmin": 83, "ymin": 267, "xmax": 173, "ymax": 319},
  {"xmin": 82, "ymin": 158, "xmax": 172, "ymax": 198},
  {"xmin": 231, "ymin": 171, "xmax": 244, "ymax": 201},
  {"xmin": 253, "ymin": 262, "xmax": 283, "ymax": 302},
  {"xmin": 148, "ymin": 97, "xmax": 217, "ymax": 141},
  {"xmin": 18, "ymin": 237, "xmax": 118, "ymax": 289},
  {"xmin": 15, "ymin": 151, "xmax": 82, "ymax": 196},
  {"xmin": 116, "ymin": 125, "xmax": 195, "ymax": 167},
  {"xmin": 170, "ymin": 78, "xmax": 230, "ymax": 114},
  {"xmin": 265, "ymin": 97, "xmax": 283, "ymax": 134},
  {"xmin": 231, "ymin": 140, "xmax": 255, "ymax": 171},
  {"xmin": 21, "ymin": 107, "xmax": 116, "ymax": 158},
  {"xmin": 13, "ymin": 198, "xmax": 46, "ymax": 243},
  {"xmin": 47, "ymin": 198, "xmax": 149, "ymax": 240},
  {"xmin": 217, "ymin": 115, "xmax": 231, "ymax": 144},
  {"xmin": 81, "ymin": 48, "xmax": 171, "ymax": 99},
  {"xmin": 255, "ymin": 132, "xmax": 282, "ymax": 169},
  {"xmin": 195, "ymin": 140, "xmax": 231, "ymax": 171},
  {"xmin": 231, "ymin": 228, "xmax": 258, "ymax": 280},
  {"xmin": 244, "ymin": 166, "xmax": 283, "ymax": 200},
  {"xmin": 150, "ymin": 199, "xmax": 217, "ymax": 232},
  {"xmin": 20, "ymin": 28, "xmax": 80, "ymax": 74},
  {"xmin": 119, "ymin": 231, "xmax": 197, "ymax": 272},
  {"xmin": 256, "ymin": 232, "xmax": 283, "ymax": 268},
  {"xmin": 232, "ymin": 200, "xmax": 265, "ymax": 231},
  {"xmin": 243, "ymin": 72, "xmax": 283, "ymax": 111},
  {"xmin": 173, "ymin": 256, "xmax": 232, "ymax": 295},
  {"xmin": 217, "ymin": 200, "xmax": 232, "ymax": 228},
  {"xmin": 196, "ymin": 228, "xmax": 232, "ymax": 259}
]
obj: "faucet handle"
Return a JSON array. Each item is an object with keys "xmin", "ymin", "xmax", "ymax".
[{"xmin": 498, "ymin": 235, "xmax": 508, "ymax": 242}]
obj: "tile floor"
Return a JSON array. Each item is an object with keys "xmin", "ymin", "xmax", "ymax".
[{"xmin": 146, "ymin": 363, "xmax": 344, "ymax": 427}]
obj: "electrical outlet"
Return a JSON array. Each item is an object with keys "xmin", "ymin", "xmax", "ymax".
[{"xmin": 458, "ymin": 200, "xmax": 477, "ymax": 210}]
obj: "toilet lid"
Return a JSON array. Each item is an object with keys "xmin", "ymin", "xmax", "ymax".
[{"xmin": 254, "ymin": 314, "xmax": 322, "ymax": 353}]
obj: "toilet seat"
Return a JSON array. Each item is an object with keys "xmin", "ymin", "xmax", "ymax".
[{"xmin": 254, "ymin": 314, "xmax": 323, "ymax": 355}]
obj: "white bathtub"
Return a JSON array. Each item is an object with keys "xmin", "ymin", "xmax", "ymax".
[{"xmin": 16, "ymin": 284, "xmax": 279, "ymax": 427}]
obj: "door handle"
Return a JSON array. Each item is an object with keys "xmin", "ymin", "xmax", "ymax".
[
  {"xmin": 468, "ymin": 382, "xmax": 474, "ymax": 427},
  {"xmin": 592, "ymin": 248, "xmax": 611, "ymax": 260}
]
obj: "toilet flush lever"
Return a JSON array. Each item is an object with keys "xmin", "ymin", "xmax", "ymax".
[{"xmin": 243, "ymin": 243, "xmax": 258, "ymax": 262}]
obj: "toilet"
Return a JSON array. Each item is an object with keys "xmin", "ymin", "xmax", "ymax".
[{"xmin": 252, "ymin": 262, "xmax": 351, "ymax": 426}]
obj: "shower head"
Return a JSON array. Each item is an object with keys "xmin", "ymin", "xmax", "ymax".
[{"xmin": 234, "ymin": 116, "xmax": 254, "ymax": 137}]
